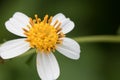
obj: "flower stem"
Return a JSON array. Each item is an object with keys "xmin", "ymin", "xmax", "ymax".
[{"xmin": 74, "ymin": 35, "xmax": 120, "ymax": 43}]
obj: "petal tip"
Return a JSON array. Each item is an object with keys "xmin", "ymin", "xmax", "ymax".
[
  {"xmin": 13, "ymin": 12, "xmax": 24, "ymax": 16},
  {"xmin": 5, "ymin": 21, "xmax": 9, "ymax": 27},
  {"xmin": 0, "ymin": 53, "xmax": 10, "ymax": 59}
]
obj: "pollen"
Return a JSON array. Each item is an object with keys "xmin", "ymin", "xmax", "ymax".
[{"xmin": 23, "ymin": 14, "xmax": 65, "ymax": 53}]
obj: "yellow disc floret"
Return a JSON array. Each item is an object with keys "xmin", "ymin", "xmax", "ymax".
[{"xmin": 23, "ymin": 14, "xmax": 65, "ymax": 53}]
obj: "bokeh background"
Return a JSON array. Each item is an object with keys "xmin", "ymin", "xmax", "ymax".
[{"xmin": 0, "ymin": 0, "xmax": 120, "ymax": 80}]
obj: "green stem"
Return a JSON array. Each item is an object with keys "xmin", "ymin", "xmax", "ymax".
[{"xmin": 74, "ymin": 35, "xmax": 120, "ymax": 43}]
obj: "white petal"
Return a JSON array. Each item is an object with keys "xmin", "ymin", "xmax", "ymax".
[
  {"xmin": 13, "ymin": 12, "xmax": 30, "ymax": 26},
  {"xmin": 56, "ymin": 37, "xmax": 80, "ymax": 60},
  {"xmin": 36, "ymin": 52, "xmax": 60, "ymax": 80},
  {"xmin": 5, "ymin": 12, "xmax": 30, "ymax": 37},
  {"xmin": 61, "ymin": 19, "xmax": 74, "ymax": 34},
  {"xmin": 51, "ymin": 13, "xmax": 66, "ymax": 25},
  {"xmin": 51, "ymin": 13, "xmax": 74, "ymax": 34},
  {"xmin": 0, "ymin": 38, "xmax": 31, "ymax": 59}
]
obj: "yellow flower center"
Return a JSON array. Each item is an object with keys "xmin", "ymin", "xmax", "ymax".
[{"xmin": 23, "ymin": 14, "xmax": 65, "ymax": 53}]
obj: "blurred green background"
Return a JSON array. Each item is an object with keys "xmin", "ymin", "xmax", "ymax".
[{"xmin": 0, "ymin": 0, "xmax": 120, "ymax": 80}]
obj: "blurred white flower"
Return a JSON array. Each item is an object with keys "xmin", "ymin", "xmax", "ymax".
[{"xmin": 0, "ymin": 12, "xmax": 80, "ymax": 80}]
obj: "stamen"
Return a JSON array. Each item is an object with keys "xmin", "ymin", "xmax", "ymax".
[
  {"xmin": 48, "ymin": 16, "xmax": 53, "ymax": 24},
  {"xmin": 27, "ymin": 25, "xmax": 31, "ymax": 29},
  {"xmin": 43, "ymin": 15, "xmax": 48, "ymax": 23},
  {"xmin": 35, "ymin": 14, "xmax": 41, "ymax": 23},
  {"xmin": 23, "ymin": 28, "xmax": 28, "ymax": 32},
  {"xmin": 53, "ymin": 20, "xmax": 59, "ymax": 26},
  {"xmin": 24, "ymin": 14, "xmax": 65, "ymax": 53},
  {"xmin": 35, "ymin": 14, "xmax": 38, "ymax": 20},
  {"xmin": 56, "ymin": 39, "xmax": 63, "ymax": 44},
  {"xmin": 56, "ymin": 23, "xmax": 62, "ymax": 33},
  {"xmin": 59, "ymin": 32, "xmax": 65, "ymax": 38},
  {"xmin": 29, "ymin": 18, "xmax": 34, "ymax": 26}
]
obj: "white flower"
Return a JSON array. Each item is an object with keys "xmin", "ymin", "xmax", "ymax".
[{"xmin": 0, "ymin": 12, "xmax": 80, "ymax": 80}]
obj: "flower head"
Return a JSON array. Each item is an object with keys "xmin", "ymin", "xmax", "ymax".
[
  {"xmin": 0, "ymin": 12, "xmax": 80, "ymax": 80},
  {"xmin": 23, "ymin": 14, "xmax": 65, "ymax": 53}
]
